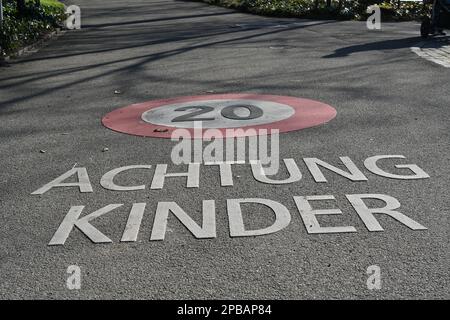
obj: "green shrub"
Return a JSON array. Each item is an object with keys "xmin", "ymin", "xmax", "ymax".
[
  {"xmin": 0, "ymin": 0, "xmax": 66, "ymax": 56},
  {"xmin": 195, "ymin": 0, "xmax": 427, "ymax": 21}
]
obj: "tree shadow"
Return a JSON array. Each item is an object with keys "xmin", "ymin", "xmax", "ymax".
[
  {"xmin": 323, "ymin": 37, "xmax": 423, "ymax": 58},
  {"xmin": 0, "ymin": 10, "xmax": 335, "ymax": 109},
  {"xmin": 83, "ymin": 11, "xmax": 238, "ymax": 29}
]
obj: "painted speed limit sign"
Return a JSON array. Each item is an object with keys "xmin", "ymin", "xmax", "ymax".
[{"xmin": 102, "ymin": 94, "xmax": 336, "ymax": 138}]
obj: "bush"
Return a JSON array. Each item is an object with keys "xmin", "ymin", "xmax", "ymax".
[
  {"xmin": 195, "ymin": 0, "xmax": 427, "ymax": 21},
  {"xmin": 0, "ymin": 0, "xmax": 66, "ymax": 56}
]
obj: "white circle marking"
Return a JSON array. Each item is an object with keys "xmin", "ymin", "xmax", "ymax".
[{"xmin": 141, "ymin": 99, "xmax": 295, "ymax": 128}]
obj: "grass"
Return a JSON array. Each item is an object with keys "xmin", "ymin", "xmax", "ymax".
[{"xmin": 38, "ymin": 0, "xmax": 65, "ymax": 9}]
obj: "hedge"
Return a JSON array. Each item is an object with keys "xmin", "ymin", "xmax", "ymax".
[{"xmin": 0, "ymin": 0, "xmax": 66, "ymax": 56}]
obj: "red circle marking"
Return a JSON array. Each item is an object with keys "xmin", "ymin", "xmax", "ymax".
[{"xmin": 102, "ymin": 94, "xmax": 336, "ymax": 138}]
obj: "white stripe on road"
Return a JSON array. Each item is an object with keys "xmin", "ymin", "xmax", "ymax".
[{"xmin": 411, "ymin": 40, "xmax": 450, "ymax": 68}]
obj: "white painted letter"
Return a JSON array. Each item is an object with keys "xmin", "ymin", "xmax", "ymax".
[
  {"xmin": 100, "ymin": 165, "xmax": 152, "ymax": 191},
  {"xmin": 227, "ymin": 198, "xmax": 291, "ymax": 237},
  {"xmin": 304, "ymin": 157, "xmax": 368, "ymax": 182},
  {"xmin": 251, "ymin": 158, "xmax": 301, "ymax": 184},
  {"xmin": 346, "ymin": 194, "xmax": 427, "ymax": 231},
  {"xmin": 150, "ymin": 163, "xmax": 200, "ymax": 189},
  {"xmin": 204, "ymin": 161, "xmax": 236, "ymax": 186},
  {"xmin": 151, "ymin": 200, "xmax": 216, "ymax": 240},
  {"xmin": 364, "ymin": 155, "xmax": 430, "ymax": 180},
  {"xmin": 121, "ymin": 203, "xmax": 146, "ymax": 242},
  {"xmin": 32, "ymin": 167, "xmax": 93, "ymax": 195},
  {"xmin": 49, "ymin": 204, "xmax": 122, "ymax": 245},
  {"xmin": 294, "ymin": 195, "xmax": 357, "ymax": 234}
]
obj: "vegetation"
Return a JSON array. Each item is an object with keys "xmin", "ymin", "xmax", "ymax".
[
  {"xmin": 0, "ymin": 0, "xmax": 430, "ymax": 57},
  {"xmin": 194, "ymin": 0, "xmax": 428, "ymax": 21},
  {"xmin": 0, "ymin": 0, "xmax": 66, "ymax": 56}
]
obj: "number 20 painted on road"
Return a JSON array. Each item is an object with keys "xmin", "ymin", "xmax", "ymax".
[{"xmin": 102, "ymin": 94, "xmax": 337, "ymax": 138}]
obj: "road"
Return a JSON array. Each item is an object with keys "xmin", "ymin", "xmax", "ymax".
[{"xmin": 0, "ymin": 0, "xmax": 448, "ymax": 299}]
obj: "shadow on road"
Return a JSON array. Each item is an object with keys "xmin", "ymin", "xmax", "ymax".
[
  {"xmin": 82, "ymin": 11, "xmax": 238, "ymax": 29},
  {"xmin": 0, "ymin": 9, "xmax": 335, "ymax": 110},
  {"xmin": 323, "ymin": 37, "xmax": 422, "ymax": 58},
  {"xmin": 419, "ymin": 35, "xmax": 450, "ymax": 49}
]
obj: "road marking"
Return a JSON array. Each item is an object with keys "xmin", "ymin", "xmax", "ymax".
[
  {"xmin": 142, "ymin": 99, "xmax": 294, "ymax": 129},
  {"xmin": 31, "ymin": 155, "xmax": 431, "ymax": 245},
  {"xmin": 47, "ymin": 193, "xmax": 427, "ymax": 245},
  {"xmin": 102, "ymin": 94, "xmax": 337, "ymax": 138},
  {"xmin": 411, "ymin": 38, "xmax": 450, "ymax": 68}
]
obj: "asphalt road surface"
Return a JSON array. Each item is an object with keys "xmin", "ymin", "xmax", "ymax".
[{"xmin": 0, "ymin": 0, "xmax": 449, "ymax": 299}]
